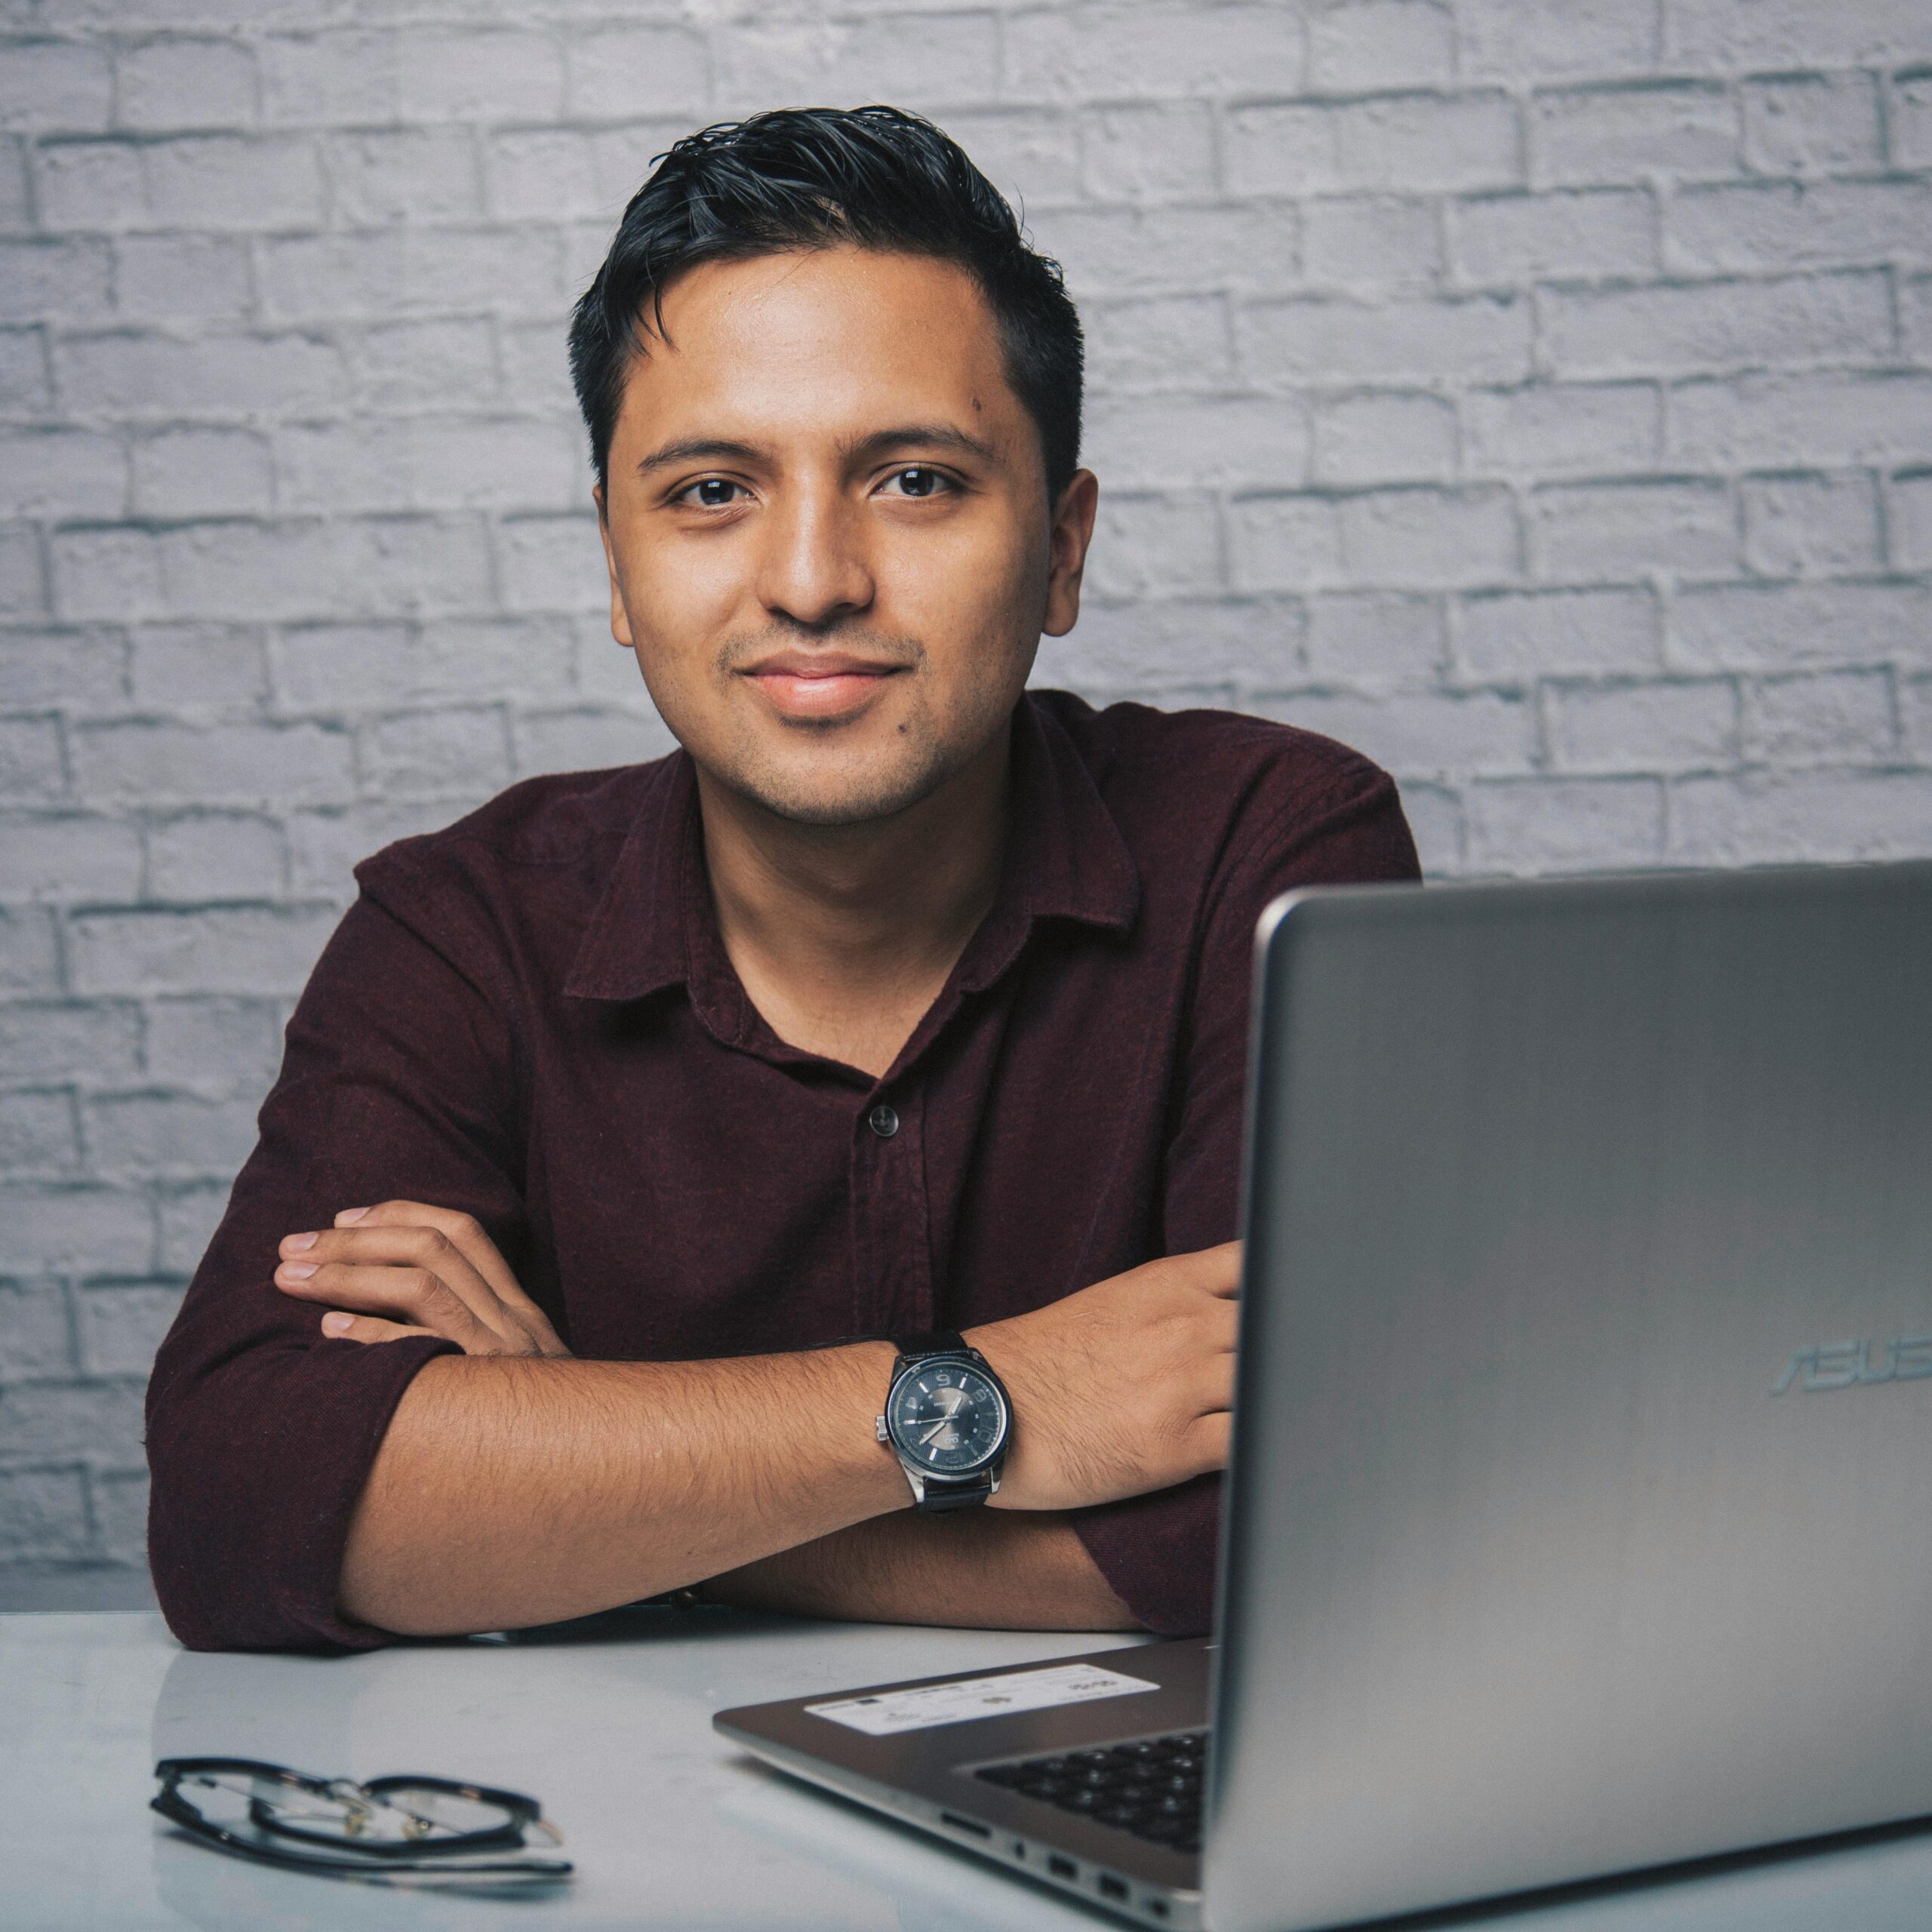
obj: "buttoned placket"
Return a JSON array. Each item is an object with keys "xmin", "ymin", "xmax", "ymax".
[{"xmin": 850, "ymin": 1078, "xmax": 932, "ymax": 1339}]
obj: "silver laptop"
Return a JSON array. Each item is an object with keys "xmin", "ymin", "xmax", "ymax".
[{"xmin": 715, "ymin": 860, "xmax": 1932, "ymax": 1931}]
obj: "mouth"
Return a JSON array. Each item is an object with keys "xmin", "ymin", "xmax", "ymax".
[{"xmin": 740, "ymin": 654, "xmax": 908, "ymax": 722}]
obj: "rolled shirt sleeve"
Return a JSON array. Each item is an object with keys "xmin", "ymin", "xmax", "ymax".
[
  {"xmin": 145, "ymin": 850, "xmax": 528, "ymax": 1652},
  {"xmin": 1070, "ymin": 752, "xmax": 1422, "ymax": 1637}
]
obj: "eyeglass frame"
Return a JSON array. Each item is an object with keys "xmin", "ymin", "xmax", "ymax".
[{"xmin": 152, "ymin": 1756, "xmax": 570, "ymax": 1879}]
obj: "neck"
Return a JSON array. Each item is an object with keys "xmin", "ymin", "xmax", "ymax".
[{"xmin": 694, "ymin": 724, "xmax": 1012, "ymax": 1074}]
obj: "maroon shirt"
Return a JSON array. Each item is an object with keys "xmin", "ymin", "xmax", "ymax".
[{"xmin": 146, "ymin": 692, "xmax": 1420, "ymax": 1651}]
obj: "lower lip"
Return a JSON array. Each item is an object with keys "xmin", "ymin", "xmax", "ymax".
[{"xmin": 749, "ymin": 671, "xmax": 897, "ymax": 719}]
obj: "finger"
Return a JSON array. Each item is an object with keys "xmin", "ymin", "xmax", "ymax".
[
  {"xmin": 1188, "ymin": 1352, "xmax": 1238, "ymax": 1416},
  {"xmin": 1187, "ymin": 1411, "xmax": 1233, "ymax": 1472},
  {"xmin": 279, "ymin": 1224, "xmax": 520, "ymax": 1347},
  {"xmin": 331, "ymin": 1201, "xmax": 568, "ymax": 1352},
  {"xmin": 275, "ymin": 1261, "xmax": 505, "ymax": 1355},
  {"xmin": 1173, "ymin": 1240, "xmax": 1243, "ymax": 1295},
  {"xmin": 317, "ymin": 1310, "xmax": 441, "ymax": 1346}
]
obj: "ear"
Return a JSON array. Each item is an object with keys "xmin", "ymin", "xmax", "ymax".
[
  {"xmin": 1041, "ymin": 469, "xmax": 1099, "ymax": 639},
  {"xmin": 593, "ymin": 483, "xmax": 635, "ymax": 649}
]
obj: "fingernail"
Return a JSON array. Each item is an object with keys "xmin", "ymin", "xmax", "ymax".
[
  {"xmin": 321, "ymin": 1312, "xmax": 353, "ymax": 1336},
  {"xmin": 279, "ymin": 1261, "xmax": 317, "ymax": 1280},
  {"xmin": 336, "ymin": 1207, "xmax": 369, "ymax": 1225},
  {"xmin": 282, "ymin": 1231, "xmax": 316, "ymax": 1252}
]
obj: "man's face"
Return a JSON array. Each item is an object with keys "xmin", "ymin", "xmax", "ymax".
[{"xmin": 595, "ymin": 245, "xmax": 1096, "ymax": 826}]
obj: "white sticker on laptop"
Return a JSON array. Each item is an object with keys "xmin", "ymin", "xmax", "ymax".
[{"xmin": 807, "ymin": 1662, "xmax": 1159, "ymax": 1737}]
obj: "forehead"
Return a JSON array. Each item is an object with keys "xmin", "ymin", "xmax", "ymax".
[{"xmin": 614, "ymin": 247, "xmax": 1026, "ymax": 453}]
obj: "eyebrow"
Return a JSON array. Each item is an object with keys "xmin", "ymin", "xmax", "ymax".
[{"xmin": 634, "ymin": 423, "xmax": 1000, "ymax": 478}]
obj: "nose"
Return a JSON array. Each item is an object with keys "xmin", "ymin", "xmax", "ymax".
[{"xmin": 754, "ymin": 482, "xmax": 875, "ymax": 630}]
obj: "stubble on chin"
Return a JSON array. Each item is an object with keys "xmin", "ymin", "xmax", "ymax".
[{"xmin": 712, "ymin": 702, "xmax": 955, "ymax": 828}]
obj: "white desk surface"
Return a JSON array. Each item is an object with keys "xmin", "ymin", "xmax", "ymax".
[{"xmin": 8, "ymin": 1609, "xmax": 1932, "ymax": 1932}]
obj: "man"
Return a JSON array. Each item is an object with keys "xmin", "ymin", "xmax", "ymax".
[{"xmin": 146, "ymin": 107, "xmax": 1419, "ymax": 1652}]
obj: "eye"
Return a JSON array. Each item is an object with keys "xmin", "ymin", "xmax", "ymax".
[
  {"xmin": 675, "ymin": 477, "xmax": 745, "ymax": 509},
  {"xmin": 879, "ymin": 466, "xmax": 954, "ymax": 500}
]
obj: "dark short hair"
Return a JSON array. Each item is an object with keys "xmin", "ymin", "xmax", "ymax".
[{"xmin": 568, "ymin": 105, "xmax": 1084, "ymax": 511}]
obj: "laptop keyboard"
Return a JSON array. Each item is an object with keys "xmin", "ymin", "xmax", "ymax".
[{"xmin": 974, "ymin": 1730, "xmax": 1206, "ymax": 1854}]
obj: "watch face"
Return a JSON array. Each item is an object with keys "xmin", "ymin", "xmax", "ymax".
[{"xmin": 886, "ymin": 1361, "xmax": 1008, "ymax": 1475}]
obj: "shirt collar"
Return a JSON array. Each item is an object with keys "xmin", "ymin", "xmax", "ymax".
[{"xmin": 562, "ymin": 693, "xmax": 1140, "ymax": 1009}]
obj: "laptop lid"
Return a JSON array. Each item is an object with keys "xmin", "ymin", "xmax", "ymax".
[{"xmin": 1208, "ymin": 861, "xmax": 1932, "ymax": 1932}]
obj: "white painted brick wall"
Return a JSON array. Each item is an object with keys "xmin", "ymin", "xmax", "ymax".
[{"xmin": 3, "ymin": 0, "xmax": 1930, "ymax": 1598}]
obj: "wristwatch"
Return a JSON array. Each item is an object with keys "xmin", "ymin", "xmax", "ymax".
[{"xmin": 875, "ymin": 1331, "xmax": 1012, "ymax": 1511}]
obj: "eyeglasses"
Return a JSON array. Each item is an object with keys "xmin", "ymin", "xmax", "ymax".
[{"xmin": 152, "ymin": 1757, "xmax": 571, "ymax": 1882}]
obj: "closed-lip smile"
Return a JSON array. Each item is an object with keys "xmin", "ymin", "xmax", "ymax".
[{"xmin": 741, "ymin": 651, "xmax": 907, "ymax": 721}]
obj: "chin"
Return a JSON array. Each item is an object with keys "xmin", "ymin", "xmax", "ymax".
[{"xmin": 729, "ymin": 743, "xmax": 955, "ymax": 828}]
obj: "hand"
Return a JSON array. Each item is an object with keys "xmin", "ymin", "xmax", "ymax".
[
  {"xmin": 273, "ymin": 1200, "xmax": 572, "ymax": 1358},
  {"xmin": 966, "ymin": 1241, "xmax": 1239, "ymax": 1512}
]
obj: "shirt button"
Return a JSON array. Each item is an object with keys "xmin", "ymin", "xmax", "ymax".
[{"xmin": 868, "ymin": 1103, "xmax": 900, "ymax": 1140}]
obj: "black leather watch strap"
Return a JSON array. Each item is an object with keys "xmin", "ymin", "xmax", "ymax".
[
  {"xmin": 915, "ymin": 1470, "xmax": 994, "ymax": 1512},
  {"xmin": 891, "ymin": 1329, "xmax": 974, "ymax": 1363}
]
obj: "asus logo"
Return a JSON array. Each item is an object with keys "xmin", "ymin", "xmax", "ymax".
[{"xmin": 1772, "ymin": 1337, "xmax": 1932, "ymax": 1395}]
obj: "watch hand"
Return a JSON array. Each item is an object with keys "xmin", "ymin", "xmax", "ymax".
[{"xmin": 919, "ymin": 1420, "xmax": 952, "ymax": 1444}]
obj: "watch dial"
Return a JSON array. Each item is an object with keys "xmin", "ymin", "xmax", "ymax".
[{"xmin": 888, "ymin": 1363, "xmax": 1007, "ymax": 1474}]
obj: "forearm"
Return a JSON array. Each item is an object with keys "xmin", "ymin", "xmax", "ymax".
[
  {"xmin": 705, "ymin": 1508, "xmax": 1140, "ymax": 1630},
  {"xmin": 338, "ymin": 1342, "xmax": 904, "ymax": 1637}
]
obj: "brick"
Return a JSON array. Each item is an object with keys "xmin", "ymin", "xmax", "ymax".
[
  {"xmin": 1082, "ymin": 297, "xmax": 1234, "ymax": 393},
  {"xmin": 1454, "ymin": 189, "xmax": 1655, "ymax": 285},
  {"xmin": 1743, "ymin": 75, "xmax": 1882, "ymax": 177},
  {"xmin": 1311, "ymin": 391, "xmax": 1456, "ymax": 484},
  {"xmin": 1241, "ymin": 293, "xmax": 1531, "ymax": 385},
  {"xmin": 0, "ymin": 1279, "xmax": 72, "ymax": 1380},
  {"xmin": 0, "ymin": 1185, "xmax": 151, "ymax": 1273},
  {"xmin": 38, "ymin": 135, "xmax": 324, "ymax": 232},
  {"xmin": 494, "ymin": 513, "xmax": 611, "ymax": 614},
  {"xmin": 1001, "ymin": 5, "xmax": 1303, "ymax": 100},
  {"xmin": 0, "ymin": 138, "xmax": 27, "ymax": 232},
  {"xmin": 260, "ymin": 31, "xmax": 398, "ymax": 128},
  {"xmin": 1905, "ymin": 673, "xmax": 1932, "ymax": 760},
  {"xmin": 273, "ymin": 617, "xmax": 568, "ymax": 710},
  {"xmin": 0, "ymin": 1090, "xmax": 80, "ymax": 1172},
  {"xmin": 563, "ymin": 26, "xmax": 709, "ymax": 120},
  {"xmin": 116, "ymin": 38, "xmax": 258, "ymax": 131},
  {"xmin": 346, "ymin": 319, "xmax": 500, "ymax": 412},
  {"xmin": 44, "ymin": 526, "xmax": 163, "ymax": 623},
  {"xmin": 0, "ymin": 1377, "xmax": 145, "ymax": 1461},
  {"xmin": 0, "ymin": 1468, "xmax": 91, "ymax": 1561},
  {"xmin": 85, "ymin": 1089, "xmax": 257, "ymax": 1177},
  {"xmin": 0, "ymin": 239, "xmax": 112, "ymax": 324},
  {"xmin": 1741, "ymin": 472, "xmax": 1881, "ymax": 579},
  {"xmin": 1082, "ymin": 493, "xmax": 1221, "ymax": 601},
  {"xmin": 1747, "ymin": 669, "xmax": 1897, "ymax": 764},
  {"xmin": 1463, "ymin": 381, "xmax": 1660, "ymax": 478},
  {"xmin": 1045, "ymin": 205, "xmax": 1301, "ymax": 298},
  {"xmin": 260, "ymin": 229, "xmax": 562, "ymax": 323},
  {"xmin": 1047, "ymin": 595, "xmax": 1308, "ymax": 692},
  {"xmin": 1467, "ymin": 777, "xmax": 1665, "ymax": 872},
  {"xmin": 71, "ymin": 720, "xmax": 351, "ymax": 808},
  {"xmin": 57, "ymin": 330, "xmax": 342, "ymax": 417},
  {"xmin": 1303, "ymin": 592, "xmax": 1444, "ymax": 683},
  {"xmin": 0, "ymin": 1002, "xmax": 138, "ymax": 1084},
  {"xmin": 1338, "ymin": 486, "xmax": 1520, "ymax": 589},
  {"xmin": 1226, "ymin": 93, "xmax": 1519, "ymax": 196},
  {"xmin": 0, "ymin": 626, "xmax": 125, "ymax": 709},
  {"xmin": 1669, "ymin": 372, "xmax": 1932, "ymax": 469},
  {"xmin": 483, "ymin": 128, "xmax": 605, "ymax": 224},
  {"xmin": 1668, "ymin": 771, "xmax": 1932, "ymax": 866},
  {"xmin": 1671, "ymin": 0, "xmax": 1932, "ymax": 71},
  {"xmin": 1398, "ymin": 780, "xmax": 1463, "ymax": 875},
  {"xmin": 67, "ymin": 904, "xmax": 339, "ymax": 997},
  {"xmin": 0, "ymin": 327, "xmax": 51, "ymax": 413},
  {"xmin": 1899, "ymin": 74, "xmax": 1932, "ymax": 169},
  {"xmin": 1670, "ymin": 581, "xmax": 1932, "ymax": 670},
  {"xmin": 143, "ymin": 996, "xmax": 281, "ymax": 1089},
  {"xmin": 717, "ymin": 13, "xmax": 998, "ymax": 109},
  {"xmin": 1251, "ymin": 686, "xmax": 1534, "ymax": 776},
  {"xmin": 155, "ymin": 1180, "xmax": 228, "ymax": 1275},
  {"xmin": 1549, "ymin": 676, "xmax": 1739, "ymax": 771},
  {"xmin": 0, "ymin": 814, "xmax": 142, "ymax": 900},
  {"xmin": 1300, "ymin": 196, "xmax": 1443, "ymax": 292},
  {"xmin": 512, "ymin": 707, "xmax": 677, "ymax": 779},
  {"xmin": 937, "ymin": 109, "xmax": 1084, "ymax": 208},
  {"xmin": 0, "ymin": 715, "xmax": 64, "ymax": 801},
  {"xmin": 129, "ymin": 427, "xmax": 269, "ymax": 519},
  {"xmin": 0, "ymin": 522, "xmax": 48, "ymax": 616},
  {"xmin": 1906, "ymin": 276, "xmax": 1932, "ymax": 361},
  {"xmin": 1079, "ymin": 103, "xmax": 1216, "ymax": 205},
  {"xmin": 1086, "ymin": 398, "xmax": 1308, "ymax": 490},
  {"xmin": 1531, "ymin": 479, "xmax": 1737, "ymax": 581},
  {"xmin": 0, "ymin": 428, "xmax": 124, "ymax": 518},
  {"xmin": 74, "ymin": 1281, "xmax": 184, "ymax": 1377},
  {"xmin": 1307, "ymin": 2, "xmax": 1454, "ymax": 93},
  {"xmin": 130, "ymin": 625, "xmax": 266, "ymax": 707},
  {"xmin": 1531, "ymin": 85, "xmax": 1738, "ymax": 186},
  {"xmin": 1460, "ymin": 0, "xmax": 1658, "ymax": 78},
  {"xmin": 1228, "ymin": 494, "xmax": 1347, "ymax": 592},
  {"xmin": 109, "ymin": 235, "xmax": 252, "ymax": 321},
  {"xmin": 0, "ymin": 41, "xmax": 112, "ymax": 134},
  {"xmin": 1455, "ymin": 587, "xmax": 1663, "ymax": 677},
  {"xmin": 0, "ymin": 909, "xmax": 59, "ymax": 993},
  {"xmin": 359, "ymin": 706, "xmax": 512, "ymax": 799},
  {"xmin": 1542, "ymin": 272, "xmax": 1893, "ymax": 377},
  {"xmin": 1669, "ymin": 180, "xmax": 1932, "ymax": 275},
  {"xmin": 285, "ymin": 798, "xmax": 463, "ymax": 900},
  {"xmin": 145, "ymin": 814, "xmax": 286, "ymax": 901},
  {"xmin": 276, "ymin": 417, "xmax": 581, "ymax": 514},
  {"xmin": 324, "ymin": 129, "xmax": 482, "ymax": 226},
  {"xmin": 1895, "ymin": 472, "xmax": 1932, "ymax": 571},
  {"xmin": 394, "ymin": 29, "xmax": 567, "ymax": 123}
]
